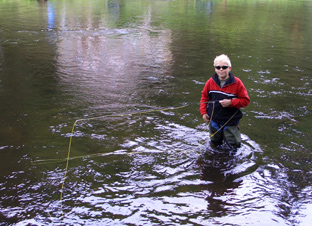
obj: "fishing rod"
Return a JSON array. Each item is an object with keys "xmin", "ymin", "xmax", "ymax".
[
  {"xmin": 34, "ymin": 102, "xmax": 218, "ymax": 165},
  {"xmin": 201, "ymin": 101, "xmax": 219, "ymax": 104}
]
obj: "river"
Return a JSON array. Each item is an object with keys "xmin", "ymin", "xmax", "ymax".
[{"xmin": 0, "ymin": 0, "xmax": 311, "ymax": 225}]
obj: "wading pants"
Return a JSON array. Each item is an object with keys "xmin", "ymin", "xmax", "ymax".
[{"xmin": 209, "ymin": 120, "xmax": 241, "ymax": 148}]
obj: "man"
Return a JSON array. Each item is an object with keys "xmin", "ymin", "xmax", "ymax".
[{"xmin": 200, "ymin": 54, "xmax": 250, "ymax": 150}]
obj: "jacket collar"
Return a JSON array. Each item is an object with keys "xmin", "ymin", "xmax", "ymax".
[{"xmin": 212, "ymin": 72, "xmax": 236, "ymax": 87}]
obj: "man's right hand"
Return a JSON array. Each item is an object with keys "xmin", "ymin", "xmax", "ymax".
[{"xmin": 202, "ymin": 114, "xmax": 210, "ymax": 122}]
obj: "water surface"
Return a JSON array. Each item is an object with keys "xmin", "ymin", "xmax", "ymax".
[{"xmin": 0, "ymin": 0, "xmax": 311, "ymax": 225}]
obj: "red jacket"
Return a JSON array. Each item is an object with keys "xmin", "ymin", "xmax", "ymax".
[{"xmin": 200, "ymin": 73, "xmax": 250, "ymax": 126}]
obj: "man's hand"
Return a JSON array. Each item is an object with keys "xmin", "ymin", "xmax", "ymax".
[
  {"xmin": 219, "ymin": 99, "xmax": 232, "ymax": 107},
  {"xmin": 202, "ymin": 114, "xmax": 210, "ymax": 122}
]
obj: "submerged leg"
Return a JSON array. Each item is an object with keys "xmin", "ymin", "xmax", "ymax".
[
  {"xmin": 209, "ymin": 123, "xmax": 223, "ymax": 147},
  {"xmin": 223, "ymin": 125, "xmax": 241, "ymax": 149}
]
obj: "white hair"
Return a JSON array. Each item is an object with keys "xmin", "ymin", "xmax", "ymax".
[{"xmin": 214, "ymin": 54, "xmax": 232, "ymax": 67}]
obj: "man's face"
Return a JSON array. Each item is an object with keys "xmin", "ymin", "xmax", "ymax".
[{"xmin": 214, "ymin": 60, "xmax": 231, "ymax": 80}]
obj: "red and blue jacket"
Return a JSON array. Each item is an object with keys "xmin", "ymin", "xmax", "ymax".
[{"xmin": 200, "ymin": 73, "xmax": 250, "ymax": 126}]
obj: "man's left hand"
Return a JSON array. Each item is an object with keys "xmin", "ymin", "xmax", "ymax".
[{"xmin": 219, "ymin": 99, "xmax": 232, "ymax": 107}]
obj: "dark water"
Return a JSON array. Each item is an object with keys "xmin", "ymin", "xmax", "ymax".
[{"xmin": 0, "ymin": 0, "xmax": 311, "ymax": 225}]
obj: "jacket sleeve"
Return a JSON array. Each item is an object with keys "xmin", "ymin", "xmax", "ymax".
[
  {"xmin": 230, "ymin": 78, "xmax": 250, "ymax": 108},
  {"xmin": 200, "ymin": 80, "xmax": 210, "ymax": 116}
]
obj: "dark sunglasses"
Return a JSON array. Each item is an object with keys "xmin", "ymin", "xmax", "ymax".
[{"xmin": 215, "ymin": 66, "xmax": 229, "ymax": 70}]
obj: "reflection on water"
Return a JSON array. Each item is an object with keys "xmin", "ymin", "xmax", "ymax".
[
  {"xmin": 56, "ymin": 25, "xmax": 172, "ymax": 111},
  {"xmin": 55, "ymin": 14, "xmax": 173, "ymax": 118},
  {"xmin": 197, "ymin": 133, "xmax": 261, "ymax": 219},
  {"xmin": 0, "ymin": 0, "xmax": 312, "ymax": 225},
  {"xmin": 43, "ymin": 118, "xmax": 263, "ymax": 225},
  {"xmin": 47, "ymin": 2, "xmax": 55, "ymax": 29}
]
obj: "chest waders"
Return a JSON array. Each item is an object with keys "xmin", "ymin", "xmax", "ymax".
[
  {"xmin": 208, "ymin": 101, "xmax": 241, "ymax": 149},
  {"xmin": 209, "ymin": 120, "xmax": 241, "ymax": 148}
]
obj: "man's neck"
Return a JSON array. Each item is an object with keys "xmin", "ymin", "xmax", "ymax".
[{"xmin": 219, "ymin": 74, "xmax": 230, "ymax": 81}]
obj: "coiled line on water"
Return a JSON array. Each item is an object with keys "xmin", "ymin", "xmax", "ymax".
[
  {"xmin": 59, "ymin": 103, "xmax": 191, "ymax": 218},
  {"xmin": 36, "ymin": 101, "xmax": 237, "ymax": 219}
]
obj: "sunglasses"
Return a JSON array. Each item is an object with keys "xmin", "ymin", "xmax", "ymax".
[{"xmin": 215, "ymin": 66, "xmax": 229, "ymax": 70}]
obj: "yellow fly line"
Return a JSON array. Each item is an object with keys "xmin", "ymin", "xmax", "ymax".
[
  {"xmin": 59, "ymin": 103, "xmax": 190, "ymax": 218},
  {"xmin": 58, "ymin": 102, "xmax": 238, "ymax": 218}
]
